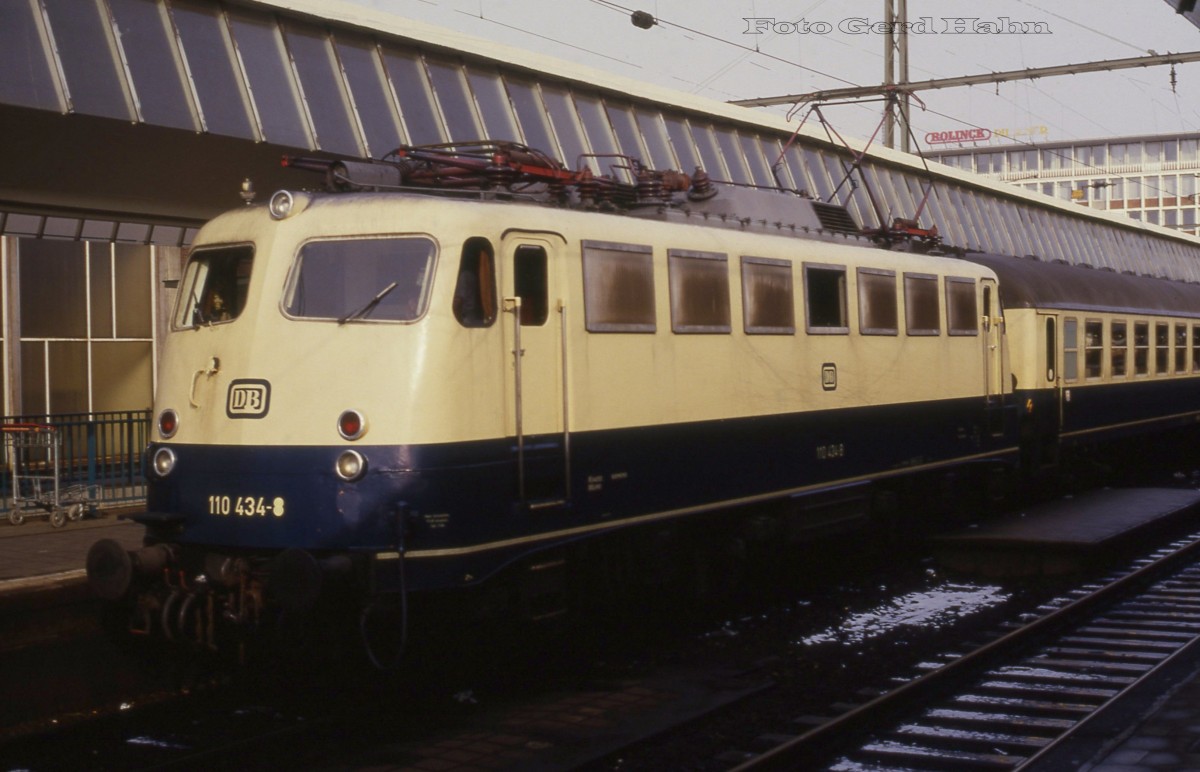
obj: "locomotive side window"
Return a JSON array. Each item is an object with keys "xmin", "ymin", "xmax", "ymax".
[
  {"xmin": 856, "ymin": 268, "xmax": 897, "ymax": 335},
  {"xmin": 174, "ymin": 245, "xmax": 254, "ymax": 328},
  {"xmin": 581, "ymin": 241, "xmax": 655, "ymax": 333},
  {"xmin": 742, "ymin": 257, "xmax": 795, "ymax": 335},
  {"xmin": 282, "ymin": 237, "xmax": 435, "ymax": 323},
  {"xmin": 514, "ymin": 245, "xmax": 549, "ymax": 326},
  {"xmin": 452, "ymin": 237, "xmax": 497, "ymax": 328},
  {"xmin": 1112, "ymin": 321, "xmax": 1128, "ymax": 377},
  {"xmin": 668, "ymin": 249, "xmax": 730, "ymax": 334},
  {"xmin": 1175, "ymin": 323, "xmax": 1188, "ymax": 373},
  {"xmin": 1085, "ymin": 320, "xmax": 1103, "ymax": 379},
  {"xmin": 1134, "ymin": 321, "xmax": 1150, "ymax": 375},
  {"xmin": 1156, "ymin": 322, "xmax": 1170, "ymax": 374},
  {"xmin": 1063, "ymin": 317, "xmax": 1078, "ymax": 381},
  {"xmin": 945, "ymin": 277, "xmax": 978, "ymax": 336},
  {"xmin": 804, "ymin": 264, "xmax": 848, "ymax": 334},
  {"xmin": 1193, "ymin": 324, "xmax": 1200, "ymax": 373},
  {"xmin": 903, "ymin": 273, "xmax": 940, "ymax": 336}
]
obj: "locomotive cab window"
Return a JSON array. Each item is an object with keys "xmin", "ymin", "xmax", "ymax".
[
  {"xmin": 283, "ymin": 236, "xmax": 435, "ymax": 322},
  {"xmin": 857, "ymin": 268, "xmax": 897, "ymax": 335},
  {"xmin": 903, "ymin": 273, "xmax": 940, "ymax": 336},
  {"xmin": 669, "ymin": 249, "xmax": 730, "ymax": 334},
  {"xmin": 945, "ymin": 277, "xmax": 978, "ymax": 336},
  {"xmin": 742, "ymin": 256, "xmax": 795, "ymax": 335},
  {"xmin": 453, "ymin": 237, "xmax": 497, "ymax": 327},
  {"xmin": 174, "ymin": 245, "xmax": 253, "ymax": 328},
  {"xmin": 582, "ymin": 241, "xmax": 655, "ymax": 333},
  {"xmin": 804, "ymin": 264, "xmax": 848, "ymax": 334}
]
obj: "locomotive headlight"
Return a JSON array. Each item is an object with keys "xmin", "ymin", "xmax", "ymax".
[
  {"xmin": 152, "ymin": 447, "xmax": 177, "ymax": 477},
  {"xmin": 335, "ymin": 450, "xmax": 367, "ymax": 481},
  {"xmin": 158, "ymin": 409, "xmax": 179, "ymax": 439},
  {"xmin": 338, "ymin": 409, "xmax": 367, "ymax": 440},
  {"xmin": 268, "ymin": 190, "xmax": 295, "ymax": 219}
]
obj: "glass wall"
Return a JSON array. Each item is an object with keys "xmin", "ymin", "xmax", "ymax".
[
  {"xmin": 9, "ymin": 0, "xmax": 1200, "ymax": 325},
  {"xmin": 14, "ymin": 239, "xmax": 155, "ymax": 416}
]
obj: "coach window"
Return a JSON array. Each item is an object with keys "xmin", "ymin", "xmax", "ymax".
[
  {"xmin": 1084, "ymin": 320, "xmax": 1103, "ymax": 379},
  {"xmin": 1134, "ymin": 322, "xmax": 1150, "ymax": 375},
  {"xmin": 1156, "ymin": 322, "xmax": 1170, "ymax": 375},
  {"xmin": 946, "ymin": 278, "xmax": 978, "ymax": 336},
  {"xmin": 857, "ymin": 268, "xmax": 897, "ymax": 335},
  {"xmin": 804, "ymin": 264, "xmax": 848, "ymax": 334},
  {"xmin": 1176, "ymin": 323, "xmax": 1189, "ymax": 373},
  {"xmin": 1193, "ymin": 324, "xmax": 1200, "ymax": 373},
  {"xmin": 904, "ymin": 273, "xmax": 940, "ymax": 336},
  {"xmin": 452, "ymin": 237, "xmax": 496, "ymax": 327},
  {"xmin": 514, "ymin": 245, "xmax": 548, "ymax": 325},
  {"xmin": 581, "ymin": 241, "xmax": 655, "ymax": 332},
  {"xmin": 175, "ymin": 245, "xmax": 254, "ymax": 328},
  {"xmin": 1062, "ymin": 318, "xmax": 1078, "ymax": 381},
  {"xmin": 1111, "ymin": 321, "xmax": 1127, "ymax": 377},
  {"xmin": 669, "ymin": 250, "xmax": 730, "ymax": 333},
  {"xmin": 742, "ymin": 257, "xmax": 795, "ymax": 334}
]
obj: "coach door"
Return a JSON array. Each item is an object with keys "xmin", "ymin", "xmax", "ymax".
[
  {"xmin": 501, "ymin": 234, "xmax": 569, "ymax": 508},
  {"xmin": 982, "ymin": 280, "xmax": 1007, "ymax": 434}
]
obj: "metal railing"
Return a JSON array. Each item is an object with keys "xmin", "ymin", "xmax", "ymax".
[{"xmin": 0, "ymin": 410, "xmax": 150, "ymax": 513}]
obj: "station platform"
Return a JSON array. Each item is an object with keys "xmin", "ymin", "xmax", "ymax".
[
  {"xmin": 932, "ymin": 487, "xmax": 1200, "ymax": 578},
  {"xmin": 0, "ymin": 512, "xmax": 143, "ymax": 590}
]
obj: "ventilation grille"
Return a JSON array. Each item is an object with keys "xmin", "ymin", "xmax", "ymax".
[{"xmin": 811, "ymin": 202, "xmax": 859, "ymax": 234}]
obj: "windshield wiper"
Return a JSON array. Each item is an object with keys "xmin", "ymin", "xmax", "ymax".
[{"xmin": 338, "ymin": 281, "xmax": 398, "ymax": 325}]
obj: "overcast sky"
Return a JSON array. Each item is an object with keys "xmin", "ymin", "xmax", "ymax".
[{"xmin": 347, "ymin": 0, "xmax": 1200, "ymax": 152}]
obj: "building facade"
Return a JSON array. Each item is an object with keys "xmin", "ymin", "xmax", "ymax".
[{"xmin": 930, "ymin": 133, "xmax": 1200, "ymax": 236}]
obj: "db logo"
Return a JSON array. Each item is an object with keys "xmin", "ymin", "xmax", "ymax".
[{"xmin": 227, "ymin": 379, "xmax": 271, "ymax": 419}]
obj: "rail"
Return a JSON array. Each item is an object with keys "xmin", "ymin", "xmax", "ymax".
[
  {"xmin": 0, "ymin": 410, "xmax": 149, "ymax": 514},
  {"xmin": 734, "ymin": 530, "xmax": 1200, "ymax": 770}
]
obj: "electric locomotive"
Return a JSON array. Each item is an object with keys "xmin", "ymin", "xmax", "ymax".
[{"xmin": 85, "ymin": 141, "xmax": 1200, "ymax": 660}]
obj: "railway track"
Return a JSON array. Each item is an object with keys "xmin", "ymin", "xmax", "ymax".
[{"xmin": 729, "ymin": 530, "xmax": 1200, "ymax": 771}]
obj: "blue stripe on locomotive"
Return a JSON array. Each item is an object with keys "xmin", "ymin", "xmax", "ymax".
[{"xmin": 147, "ymin": 393, "xmax": 1018, "ymax": 591}]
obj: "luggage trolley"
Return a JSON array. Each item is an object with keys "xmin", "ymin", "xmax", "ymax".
[{"xmin": 3, "ymin": 423, "xmax": 93, "ymax": 527}]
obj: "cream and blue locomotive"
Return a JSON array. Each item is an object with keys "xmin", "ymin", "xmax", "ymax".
[{"xmin": 86, "ymin": 142, "xmax": 1200, "ymax": 657}]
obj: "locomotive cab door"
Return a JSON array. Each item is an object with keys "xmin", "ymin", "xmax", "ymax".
[{"xmin": 500, "ymin": 233, "xmax": 569, "ymax": 509}]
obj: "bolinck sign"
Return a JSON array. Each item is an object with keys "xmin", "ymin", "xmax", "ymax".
[{"xmin": 227, "ymin": 379, "xmax": 271, "ymax": 419}]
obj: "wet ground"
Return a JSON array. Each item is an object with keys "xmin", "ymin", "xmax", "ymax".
[{"xmin": 6, "ymin": 438, "xmax": 1200, "ymax": 770}]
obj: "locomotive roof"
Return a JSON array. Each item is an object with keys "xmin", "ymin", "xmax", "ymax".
[{"xmin": 962, "ymin": 253, "xmax": 1200, "ymax": 318}]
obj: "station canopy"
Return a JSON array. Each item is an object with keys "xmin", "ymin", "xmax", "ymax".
[{"xmin": 3, "ymin": 0, "xmax": 1200, "ymax": 284}]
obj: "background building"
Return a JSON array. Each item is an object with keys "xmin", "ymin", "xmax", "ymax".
[{"xmin": 929, "ymin": 133, "xmax": 1200, "ymax": 236}]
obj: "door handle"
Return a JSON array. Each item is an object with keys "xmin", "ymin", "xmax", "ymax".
[{"xmin": 189, "ymin": 357, "xmax": 220, "ymax": 408}]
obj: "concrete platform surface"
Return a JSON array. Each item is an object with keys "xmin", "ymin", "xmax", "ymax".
[
  {"xmin": 945, "ymin": 488, "xmax": 1200, "ymax": 548},
  {"xmin": 0, "ymin": 514, "xmax": 144, "ymax": 592},
  {"xmin": 934, "ymin": 488, "xmax": 1200, "ymax": 577}
]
